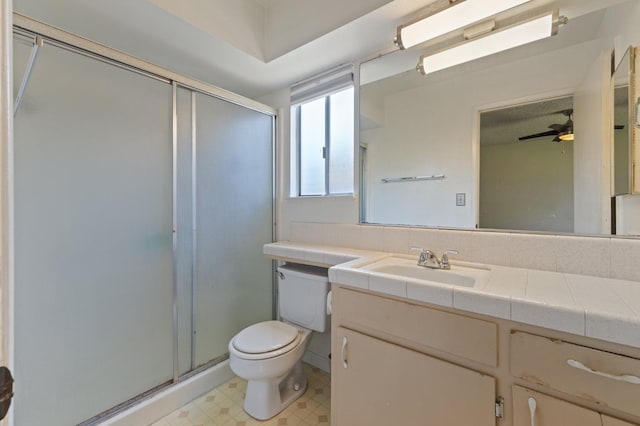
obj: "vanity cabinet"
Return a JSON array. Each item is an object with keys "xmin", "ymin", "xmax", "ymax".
[
  {"xmin": 331, "ymin": 286, "xmax": 497, "ymax": 426},
  {"xmin": 512, "ymin": 386, "xmax": 638, "ymax": 426},
  {"xmin": 510, "ymin": 331, "xmax": 640, "ymax": 419},
  {"xmin": 333, "ymin": 326, "xmax": 495, "ymax": 426},
  {"xmin": 330, "ymin": 285, "xmax": 640, "ymax": 426}
]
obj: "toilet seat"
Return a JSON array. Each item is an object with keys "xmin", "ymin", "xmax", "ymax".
[{"xmin": 231, "ymin": 321, "xmax": 302, "ymax": 360}]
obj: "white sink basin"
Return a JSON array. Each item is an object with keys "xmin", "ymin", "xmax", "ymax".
[{"xmin": 360, "ymin": 256, "xmax": 490, "ymax": 288}]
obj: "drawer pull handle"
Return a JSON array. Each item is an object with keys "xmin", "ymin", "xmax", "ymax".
[
  {"xmin": 341, "ymin": 336, "xmax": 348, "ymax": 369},
  {"xmin": 528, "ymin": 397, "xmax": 537, "ymax": 426},
  {"xmin": 567, "ymin": 359, "xmax": 640, "ymax": 384}
]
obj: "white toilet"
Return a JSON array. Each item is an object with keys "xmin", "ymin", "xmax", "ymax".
[{"xmin": 228, "ymin": 264, "xmax": 330, "ymax": 420}]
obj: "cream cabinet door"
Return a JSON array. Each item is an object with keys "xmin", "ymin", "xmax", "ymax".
[
  {"xmin": 331, "ymin": 326, "xmax": 496, "ymax": 426},
  {"xmin": 513, "ymin": 386, "xmax": 602, "ymax": 426},
  {"xmin": 602, "ymin": 415, "xmax": 638, "ymax": 426}
]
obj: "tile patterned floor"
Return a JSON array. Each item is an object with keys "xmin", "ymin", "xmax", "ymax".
[{"xmin": 152, "ymin": 364, "xmax": 331, "ymax": 426}]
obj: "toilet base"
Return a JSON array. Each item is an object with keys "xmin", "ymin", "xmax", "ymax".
[{"xmin": 244, "ymin": 360, "xmax": 307, "ymax": 420}]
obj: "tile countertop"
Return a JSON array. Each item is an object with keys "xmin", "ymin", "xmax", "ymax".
[{"xmin": 264, "ymin": 241, "xmax": 640, "ymax": 349}]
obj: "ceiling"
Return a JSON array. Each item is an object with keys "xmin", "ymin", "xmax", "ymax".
[
  {"xmin": 12, "ymin": 0, "xmax": 630, "ymax": 100},
  {"xmin": 147, "ymin": 0, "xmax": 392, "ymax": 62}
]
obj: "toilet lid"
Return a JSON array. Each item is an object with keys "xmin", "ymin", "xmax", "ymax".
[{"xmin": 232, "ymin": 321, "xmax": 299, "ymax": 354}]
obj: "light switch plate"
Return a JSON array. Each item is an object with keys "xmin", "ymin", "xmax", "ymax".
[{"xmin": 456, "ymin": 193, "xmax": 466, "ymax": 206}]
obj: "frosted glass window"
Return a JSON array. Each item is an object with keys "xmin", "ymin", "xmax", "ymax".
[
  {"xmin": 13, "ymin": 43, "xmax": 173, "ymax": 426},
  {"xmin": 299, "ymin": 97, "xmax": 326, "ymax": 195},
  {"xmin": 329, "ymin": 87, "xmax": 355, "ymax": 193},
  {"xmin": 294, "ymin": 86, "xmax": 354, "ymax": 196}
]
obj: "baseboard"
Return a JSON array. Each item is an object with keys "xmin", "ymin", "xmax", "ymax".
[
  {"xmin": 302, "ymin": 351, "xmax": 331, "ymax": 373},
  {"xmin": 102, "ymin": 361, "xmax": 235, "ymax": 426}
]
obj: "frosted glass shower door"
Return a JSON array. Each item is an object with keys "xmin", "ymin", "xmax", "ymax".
[
  {"xmin": 175, "ymin": 86, "xmax": 194, "ymax": 375},
  {"xmin": 193, "ymin": 93, "xmax": 274, "ymax": 366},
  {"xmin": 13, "ymin": 43, "xmax": 173, "ymax": 425}
]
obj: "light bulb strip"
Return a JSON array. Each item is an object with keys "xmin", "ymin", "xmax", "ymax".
[
  {"xmin": 417, "ymin": 10, "xmax": 561, "ymax": 76},
  {"xmin": 397, "ymin": 0, "xmax": 533, "ymax": 50}
]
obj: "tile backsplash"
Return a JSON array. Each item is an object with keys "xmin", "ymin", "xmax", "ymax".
[{"xmin": 287, "ymin": 222, "xmax": 640, "ymax": 282}]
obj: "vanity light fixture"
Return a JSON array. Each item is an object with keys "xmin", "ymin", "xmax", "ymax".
[
  {"xmin": 396, "ymin": 0, "xmax": 533, "ymax": 50},
  {"xmin": 417, "ymin": 10, "xmax": 565, "ymax": 76}
]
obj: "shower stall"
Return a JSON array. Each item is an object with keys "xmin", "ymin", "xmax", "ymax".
[{"xmin": 11, "ymin": 16, "xmax": 275, "ymax": 426}]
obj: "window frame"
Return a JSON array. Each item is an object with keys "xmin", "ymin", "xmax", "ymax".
[{"xmin": 294, "ymin": 85, "xmax": 355, "ymax": 197}]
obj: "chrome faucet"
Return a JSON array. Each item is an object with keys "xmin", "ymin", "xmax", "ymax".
[
  {"xmin": 440, "ymin": 249, "xmax": 459, "ymax": 269},
  {"xmin": 411, "ymin": 247, "xmax": 459, "ymax": 270},
  {"xmin": 411, "ymin": 246, "xmax": 437, "ymax": 267}
]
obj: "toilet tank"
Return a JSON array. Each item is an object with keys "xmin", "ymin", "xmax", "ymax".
[{"xmin": 277, "ymin": 264, "xmax": 330, "ymax": 332}]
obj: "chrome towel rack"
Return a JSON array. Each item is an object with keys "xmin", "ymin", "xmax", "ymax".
[{"xmin": 381, "ymin": 174, "xmax": 445, "ymax": 183}]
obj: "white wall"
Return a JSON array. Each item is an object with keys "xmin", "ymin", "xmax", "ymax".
[
  {"xmin": 480, "ymin": 142, "xmax": 574, "ymax": 233},
  {"xmin": 599, "ymin": 0, "xmax": 640, "ymax": 62},
  {"xmin": 362, "ymin": 41, "xmax": 600, "ymax": 228},
  {"xmin": 360, "ymin": 92, "xmax": 385, "ymax": 130},
  {"xmin": 573, "ymin": 51, "xmax": 611, "ymax": 234}
]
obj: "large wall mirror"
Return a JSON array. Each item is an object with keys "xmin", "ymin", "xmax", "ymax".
[
  {"xmin": 359, "ymin": 0, "xmax": 640, "ymax": 236},
  {"xmin": 612, "ymin": 45, "xmax": 640, "ymax": 235},
  {"xmin": 612, "ymin": 49, "xmax": 631, "ymax": 197},
  {"xmin": 612, "ymin": 46, "xmax": 639, "ymax": 196},
  {"xmin": 479, "ymin": 96, "xmax": 574, "ymax": 233}
]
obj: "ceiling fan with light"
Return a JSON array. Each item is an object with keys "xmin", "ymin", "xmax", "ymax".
[
  {"xmin": 518, "ymin": 109, "xmax": 625, "ymax": 142},
  {"xmin": 518, "ymin": 109, "xmax": 574, "ymax": 142}
]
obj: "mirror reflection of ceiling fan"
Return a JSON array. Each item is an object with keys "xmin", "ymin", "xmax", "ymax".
[
  {"xmin": 518, "ymin": 109, "xmax": 574, "ymax": 142},
  {"xmin": 518, "ymin": 109, "xmax": 625, "ymax": 142}
]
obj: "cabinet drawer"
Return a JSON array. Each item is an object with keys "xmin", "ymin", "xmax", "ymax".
[
  {"xmin": 511, "ymin": 331, "xmax": 640, "ymax": 417},
  {"xmin": 513, "ymin": 386, "xmax": 601, "ymax": 426},
  {"xmin": 334, "ymin": 286, "xmax": 497, "ymax": 367}
]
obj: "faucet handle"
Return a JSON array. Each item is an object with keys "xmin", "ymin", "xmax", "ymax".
[
  {"xmin": 411, "ymin": 246, "xmax": 433, "ymax": 265},
  {"xmin": 441, "ymin": 249, "xmax": 459, "ymax": 267}
]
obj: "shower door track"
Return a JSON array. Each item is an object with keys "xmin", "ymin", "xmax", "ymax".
[{"xmin": 77, "ymin": 355, "xmax": 229, "ymax": 426}]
